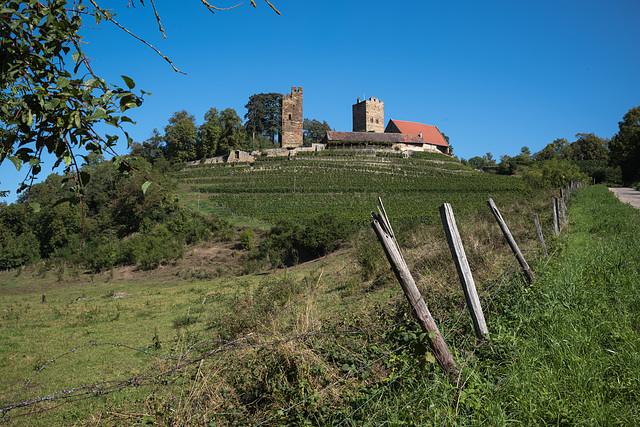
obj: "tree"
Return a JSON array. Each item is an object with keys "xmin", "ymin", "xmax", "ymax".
[
  {"xmin": 244, "ymin": 93, "xmax": 282, "ymax": 144},
  {"xmin": 1, "ymin": 0, "xmax": 280, "ymax": 195},
  {"xmin": 570, "ymin": 133, "xmax": 609, "ymax": 161},
  {"xmin": 534, "ymin": 138, "xmax": 569, "ymax": 161},
  {"xmin": 130, "ymin": 129, "xmax": 165, "ymax": 164},
  {"xmin": 218, "ymin": 108, "xmax": 246, "ymax": 155},
  {"xmin": 610, "ymin": 106, "xmax": 640, "ymax": 184},
  {"xmin": 197, "ymin": 108, "xmax": 222, "ymax": 159},
  {"xmin": 163, "ymin": 111, "xmax": 198, "ymax": 163},
  {"xmin": 0, "ymin": 1, "xmax": 146, "ymax": 196},
  {"xmin": 303, "ymin": 118, "xmax": 331, "ymax": 144},
  {"xmin": 514, "ymin": 146, "xmax": 533, "ymax": 166}
]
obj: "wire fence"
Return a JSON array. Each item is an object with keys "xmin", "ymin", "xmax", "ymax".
[{"xmin": 0, "ymin": 191, "xmax": 572, "ymax": 425}]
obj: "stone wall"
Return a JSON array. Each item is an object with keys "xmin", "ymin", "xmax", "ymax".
[
  {"xmin": 352, "ymin": 97, "xmax": 384, "ymax": 133},
  {"xmin": 281, "ymin": 86, "xmax": 303, "ymax": 148}
]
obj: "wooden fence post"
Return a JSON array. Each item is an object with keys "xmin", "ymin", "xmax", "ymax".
[
  {"xmin": 439, "ymin": 203, "xmax": 488, "ymax": 340},
  {"xmin": 560, "ymin": 197, "xmax": 567, "ymax": 227},
  {"xmin": 487, "ymin": 198, "xmax": 536, "ymax": 283},
  {"xmin": 553, "ymin": 197, "xmax": 560, "ymax": 236},
  {"xmin": 371, "ymin": 199, "xmax": 458, "ymax": 379},
  {"xmin": 533, "ymin": 214, "xmax": 548, "ymax": 258}
]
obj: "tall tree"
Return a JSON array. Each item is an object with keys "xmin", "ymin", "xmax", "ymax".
[
  {"xmin": 610, "ymin": 106, "xmax": 640, "ymax": 184},
  {"xmin": 244, "ymin": 93, "xmax": 281, "ymax": 144},
  {"xmin": 163, "ymin": 111, "xmax": 198, "ymax": 163},
  {"xmin": 197, "ymin": 108, "xmax": 222, "ymax": 159},
  {"xmin": 303, "ymin": 118, "xmax": 331, "ymax": 144},
  {"xmin": 534, "ymin": 138, "xmax": 569, "ymax": 161},
  {"xmin": 570, "ymin": 133, "xmax": 609, "ymax": 161},
  {"xmin": 218, "ymin": 108, "xmax": 246, "ymax": 155}
]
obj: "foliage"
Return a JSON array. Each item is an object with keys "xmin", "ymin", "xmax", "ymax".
[
  {"xmin": 258, "ymin": 214, "xmax": 355, "ymax": 266},
  {"xmin": 303, "ymin": 118, "xmax": 331, "ymax": 144},
  {"xmin": 163, "ymin": 111, "xmax": 198, "ymax": 163},
  {"xmin": 467, "ymin": 152, "xmax": 496, "ymax": 170},
  {"xmin": 244, "ymin": 93, "xmax": 282, "ymax": 144},
  {"xmin": 522, "ymin": 158, "xmax": 586, "ymax": 188},
  {"xmin": 0, "ymin": 0, "xmax": 146, "ymax": 194},
  {"xmin": 610, "ymin": 105, "xmax": 640, "ymax": 184},
  {"xmin": 0, "ymin": 154, "xmax": 233, "ymax": 271}
]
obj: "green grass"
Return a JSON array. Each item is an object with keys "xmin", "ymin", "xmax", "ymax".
[
  {"xmin": 5, "ymin": 157, "xmax": 629, "ymax": 425},
  {"xmin": 434, "ymin": 185, "xmax": 640, "ymax": 425}
]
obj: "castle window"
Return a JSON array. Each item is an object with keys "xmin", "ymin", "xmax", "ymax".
[
  {"xmin": 289, "ymin": 114, "xmax": 292, "ymax": 120},
  {"xmin": 370, "ymin": 117, "xmax": 374, "ymax": 123}
]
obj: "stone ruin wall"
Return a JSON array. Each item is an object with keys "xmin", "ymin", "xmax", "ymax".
[{"xmin": 281, "ymin": 86, "xmax": 303, "ymax": 148}]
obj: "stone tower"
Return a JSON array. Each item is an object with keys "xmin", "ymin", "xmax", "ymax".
[
  {"xmin": 352, "ymin": 97, "xmax": 384, "ymax": 133},
  {"xmin": 281, "ymin": 86, "xmax": 303, "ymax": 148}
]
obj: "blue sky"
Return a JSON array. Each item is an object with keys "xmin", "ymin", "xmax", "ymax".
[{"xmin": 2, "ymin": 0, "xmax": 640, "ymax": 202}]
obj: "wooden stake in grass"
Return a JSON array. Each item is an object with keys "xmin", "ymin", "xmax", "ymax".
[
  {"xmin": 553, "ymin": 197, "xmax": 560, "ymax": 237},
  {"xmin": 487, "ymin": 198, "xmax": 536, "ymax": 283},
  {"xmin": 533, "ymin": 214, "xmax": 548, "ymax": 258},
  {"xmin": 371, "ymin": 198, "xmax": 458, "ymax": 380},
  {"xmin": 439, "ymin": 203, "xmax": 489, "ymax": 340}
]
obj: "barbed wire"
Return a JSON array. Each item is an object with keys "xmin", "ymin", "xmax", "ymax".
[{"xmin": 1, "ymin": 198, "xmax": 569, "ymax": 425}]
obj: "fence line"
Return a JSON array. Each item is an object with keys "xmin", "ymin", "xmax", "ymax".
[{"xmin": 1, "ymin": 184, "xmax": 581, "ymax": 425}]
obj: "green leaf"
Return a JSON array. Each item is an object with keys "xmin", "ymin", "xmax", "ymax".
[
  {"xmin": 428, "ymin": 331, "xmax": 438, "ymax": 340},
  {"xmin": 89, "ymin": 107, "xmax": 108, "ymax": 121},
  {"xmin": 141, "ymin": 181, "xmax": 153, "ymax": 195},
  {"xmin": 56, "ymin": 76, "xmax": 69, "ymax": 89},
  {"xmin": 63, "ymin": 152, "xmax": 72, "ymax": 167},
  {"xmin": 121, "ymin": 75, "xmax": 135, "ymax": 90},
  {"xmin": 8, "ymin": 156, "xmax": 22, "ymax": 171},
  {"xmin": 29, "ymin": 202, "xmax": 41, "ymax": 213}
]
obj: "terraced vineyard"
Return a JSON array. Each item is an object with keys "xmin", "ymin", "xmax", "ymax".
[{"xmin": 173, "ymin": 151, "xmax": 532, "ymax": 226}]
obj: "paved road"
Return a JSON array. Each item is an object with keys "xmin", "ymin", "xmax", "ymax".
[{"xmin": 609, "ymin": 187, "xmax": 640, "ymax": 209}]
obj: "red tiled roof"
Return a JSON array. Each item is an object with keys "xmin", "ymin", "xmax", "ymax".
[
  {"xmin": 323, "ymin": 131, "xmax": 424, "ymax": 144},
  {"xmin": 386, "ymin": 120, "xmax": 448, "ymax": 147}
]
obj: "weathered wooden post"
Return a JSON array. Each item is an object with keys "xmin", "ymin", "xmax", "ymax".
[
  {"xmin": 371, "ymin": 198, "xmax": 457, "ymax": 379},
  {"xmin": 487, "ymin": 198, "xmax": 536, "ymax": 283},
  {"xmin": 439, "ymin": 203, "xmax": 488, "ymax": 339},
  {"xmin": 552, "ymin": 197, "xmax": 560, "ymax": 236},
  {"xmin": 533, "ymin": 214, "xmax": 548, "ymax": 258},
  {"xmin": 560, "ymin": 197, "xmax": 567, "ymax": 227}
]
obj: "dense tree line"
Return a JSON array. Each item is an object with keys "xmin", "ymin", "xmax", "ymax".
[
  {"xmin": 0, "ymin": 155, "xmax": 233, "ymax": 270},
  {"xmin": 462, "ymin": 106, "xmax": 640, "ymax": 187}
]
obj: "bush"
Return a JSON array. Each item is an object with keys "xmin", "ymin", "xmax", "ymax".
[
  {"xmin": 258, "ymin": 215, "xmax": 355, "ymax": 267},
  {"xmin": 523, "ymin": 159, "xmax": 586, "ymax": 188}
]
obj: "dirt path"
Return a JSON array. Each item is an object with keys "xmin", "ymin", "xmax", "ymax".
[{"xmin": 609, "ymin": 187, "xmax": 640, "ymax": 209}]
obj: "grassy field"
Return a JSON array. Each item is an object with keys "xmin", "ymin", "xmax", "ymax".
[{"xmin": 4, "ymin": 155, "xmax": 634, "ymax": 425}]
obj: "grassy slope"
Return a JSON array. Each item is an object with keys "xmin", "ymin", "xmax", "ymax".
[
  {"xmin": 6, "ymin": 159, "xmax": 637, "ymax": 425},
  {"xmin": 458, "ymin": 185, "xmax": 640, "ymax": 425}
]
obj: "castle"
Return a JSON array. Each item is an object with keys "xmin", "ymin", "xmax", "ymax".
[{"xmin": 280, "ymin": 86, "xmax": 450, "ymax": 155}]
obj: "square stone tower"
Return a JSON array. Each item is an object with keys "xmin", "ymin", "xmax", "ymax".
[
  {"xmin": 352, "ymin": 97, "xmax": 384, "ymax": 133},
  {"xmin": 281, "ymin": 87, "xmax": 303, "ymax": 148}
]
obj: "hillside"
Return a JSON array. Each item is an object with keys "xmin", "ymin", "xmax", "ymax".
[{"xmin": 1, "ymin": 152, "xmax": 575, "ymax": 425}]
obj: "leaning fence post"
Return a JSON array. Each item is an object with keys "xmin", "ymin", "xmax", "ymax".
[
  {"xmin": 533, "ymin": 214, "xmax": 548, "ymax": 258},
  {"xmin": 560, "ymin": 197, "xmax": 567, "ymax": 227},
  {"xmin": 487, "ymin": 198, "xmax": 536, "ymax": 283},
  {"xmin": 371, "ymin": 198, "xmax": 458, "ymax": 379},
  {"xmin": 439, "ymin": 203, "xmax": 488, "ymax": 340}
]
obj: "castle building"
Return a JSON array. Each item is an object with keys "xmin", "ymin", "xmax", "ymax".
[
  {"xmin": 281, "ymin": 87, "xmax": 303, "ymax": 148},
  {"xmin": 352, "ymin": 97, "xmax": 384, "ymax": 133}
]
